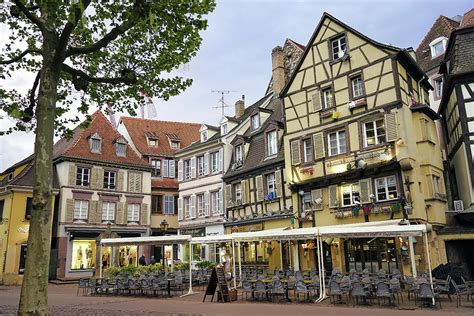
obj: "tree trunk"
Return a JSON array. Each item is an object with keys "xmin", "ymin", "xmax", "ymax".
[{"xmin": 18, "ymin": 30, "xmax": 59, "ymax": 315}]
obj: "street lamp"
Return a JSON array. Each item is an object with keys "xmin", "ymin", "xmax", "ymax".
[{"xmin": 160, "ymin": 219, "xmax": 169, "ymax": 267}]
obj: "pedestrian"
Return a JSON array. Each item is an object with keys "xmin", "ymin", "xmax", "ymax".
[
  {"xmin": 150, "ymin": 256, "xmax": 156, "ymax": 265},
  {"xmin": 139, "ymin": 254, "xmax": 146, "ymax": 266}
]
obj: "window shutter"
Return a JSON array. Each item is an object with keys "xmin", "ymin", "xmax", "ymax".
[
  {"xmin": 256, "ymin": 175, "xmax": 264, "ymax": 202},
  {"xmin": 312, "ymin": 90, "xmax": 322, "ymax": 112},
  {"xmin": 218, "ymin": 149, "xmax": 223, "ymax": 171},
  {"xmin": 68, "ymin": 165, "xmax": 76, "ymax": 186},
  {"xmin": 359, "ymin": 178, "xmax": 372, "ymax": 204},
  {"xmin": 169, "ymin": 160, "xmax": 175, "ymax": 178},
  {"xmin": 88, "ymin": 200, "xmax": 98, "ymax": 224},
  {"xmin": 204, "ymin": 192, "xmax": 210, "ymax": 217},
  {"xmin": 178, "ymin": 160, "xmax": 183, "ymax": 181},
  {"xmin": 178, "ymin": 198, "xmax": 183, "ymax": 220},
  {"xmin": 219, "ymin": 189, "xmax": 224, "ymax": 214},
  {"xmin": 128, "ymin": 172, "xmax": 135, "ymax": 192},
  {"xmin": 97, "ymin": 168, "xmax": 104, "ymax": 189},
  {"xmin": 191, "ymin": 195, "xmax": 196, "ymax": 218},
  {"xmin": 117, "ymin": 202, "xmax": 125, "ymax": 224},
  {"xmin": 204, "ymin": 153, "xmax": 210, "ymax": 175},
  {"xmin": 275, "ymin": 171, "xmax": 283, "ymax": 198},
  {"xmin": 117, "ymin": 171, "xmax": 125, "ymax": 191},
  {"xmin": 163, "ymin": 160, "xmax": 169, "ymax": 178},
  {"xmin": 240, "ymin": 180, "xmax": 247, "ymax": 204},
  {"xmin": 97, "ymin": 201, "xmax": 103, "ymax": 223},
  {"xmin": 313, "ymin": 132, "xmax": 325, "ymax": 160},
  {"xmin": 385, "ymin": 112, "xmax": 398, "ymax": 142},
  {"xmin": 225, "ymin": 184, "xmax": 233, "ymax": 208},
  {"xmin": 140, "ymin": 203, "xmax": 148, "ymax": 225},
  {"xmin": 191, "ymin": 157, "xmax": 197, "ymax": 178},
  {"xmin": 134, "ymin": 173, "xmax": 142, "ymax": 193},
  {"xmin": 290, "ymin": 140, "xmax": 301, "ymax": 165},
  {"xmin": 66, "ymin": 199, "xmax": 74, "ymax": 222},
  {"xmin": 419, "ymin": 118, "xmax": 431, "ymax": 142},
  {"xmin": 328, "ymin": 185, "xmax": 339, "ymax": 209},
  {"xmin": 311, "ymin": 189, "xmax": 323, "ymax": 210}
]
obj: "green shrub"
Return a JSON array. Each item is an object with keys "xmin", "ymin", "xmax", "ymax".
[{"xmin": 175, "ymin": 262, "xmax": 190, "ymax": 271}]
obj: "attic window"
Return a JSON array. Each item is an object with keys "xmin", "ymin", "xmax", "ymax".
[
  {"xmin": 221, "ymin": 124, "xmax": 228, "ymax": 136},
  {"xmin": 116, "ymin": 140, "xmax": 126, "ymax": 157},
  {"xmin": 331, "ymin": 35, "xmax": 347, "ymax": 60},
  {"xmin": 430, "ymin": 37, "xmax": 447, "ymax": 58},
  {"xmin": 201, "ymin": 131, "xmax": 208, "ymax": 142},
  {"xmin": 171, "ymin": 141, "xmax": 180, "ymax": 149},
  {"xmin": 8, "ymin": 173, "xmax": 13, "ymax": 181},
  {"xmin": 89, "ymin": 133, "xmax": 102, "ymax": 153},
  {"xmin": 148, "ymin": 138, "xmax": 158, "ymax": 147},
  {"xmin": 251, "ymin": 114, "xmax": 260, "ymax": 130}
]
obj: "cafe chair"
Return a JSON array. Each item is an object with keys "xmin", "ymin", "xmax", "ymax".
[
  {"xmin": 295, "ymin": 280, "xmax": 310, "ymax": 303},
  {"xmin": 271, "ymin": 278, "xmax": 286, "ymax": 303},
  {"xmin": 241, "ymin": 280, "xmax": 253, "ymax": 301},
  {"xmin": 419, "ymin": 283, "xmax": 441, "ymax": 309},
  {"xmin": 329, "ymin": 280, "xmax": 349, "ymax": 305},
  {"xmin": 375, "ymin": 281, "xmax": 394, "ymax": 306},
  {"xmin": 351, "ymin": 281, "xmax": 369, "ymax": 306},
  {"xmin": 253, "ymin": 280, "xmax": 267, "ymax": 301}
]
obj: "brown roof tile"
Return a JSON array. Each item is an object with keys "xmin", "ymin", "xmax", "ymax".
[
  {"xmin": 53, "ymin": 111, "xmax": 149, "ymax": 168},
  {"xmin": 151, "ymin": 178, "xmax": 178, "ymax": 189},
  {"xmin": 460, "ymin": 8, "xmax": 474, "ymax": 28},
  {"xmin": 119, "ymin": 117, "xmax": 201, "ymax": 157}
]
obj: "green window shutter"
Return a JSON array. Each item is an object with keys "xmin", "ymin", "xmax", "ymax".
[
  {"xmin": 117, "ymin": 171, "xmax": 125, "ymax": 191},
  {"xmin": 225, "ymin": 184, "xmax": 233, "ymax": 208},
  {"xmin": 116, "ymin": 202, "xmax": 125, "ymax": 224},
  {"xmin": 65, "ymin": 199, "xmax": 74, "ymax": 222},
  {"xmin": 385, "ymin": 112, "xmax": 398, "ymax": 142},
  {"xmin": 358, "ymin": 178, "xmax": 372, "ymax": 204},
  {"xmin": 313, "ymin": 132, "xmax": 325, "ymax": 160},
  {"xmin": 68, "ymin": 165, "xmax": 76, "ymax": 186},
  {"xmin": 312, "ymin": 90, "xmax": 322, "ymax": 112},
  {"xmin": 88, "ymin": 200, "xmax": 98, "ymax": 224},
  {"xmin": 290, "ymin": 140, "xmax": 301, "ymax": 165},
  {"xmin": 311, "ymin": 189, "xmax": 323, "ymax": 210},
  {"xmin": 140, "ymin": 203, "xmax": 148, "ymax": 226},
  {"xmin": 256, "ymin": 175, "xmax": 264, "ymax": 202},
  {"xmin": 328, "ymin": 185, "xmax": 339, "ymax": 209},
  {"xmin": 275, "ymin": 171, "xmax": 283, "ymax": 198}
]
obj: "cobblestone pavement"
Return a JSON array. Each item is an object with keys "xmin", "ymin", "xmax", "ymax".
[{"xmin": 0, "ymin": 284, "xmax": 472, "ymax": 315}]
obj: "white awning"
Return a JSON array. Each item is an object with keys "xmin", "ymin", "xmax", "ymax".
[
  {"xmin": 319, "ymin": 224, "xmax": 427, "ymax": 238},
  {"xmin": 191, "ymin": 234, "xmax": 233, "ymax": 244},
  {"xmin": 100, "ymin": 235, "xmax": 192, "ymax": 246},
  {"xmin": 231, "ymin": 227, "xmax": 318, "ymax": 241}
]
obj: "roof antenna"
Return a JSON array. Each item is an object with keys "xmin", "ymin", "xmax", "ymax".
[{"xmin": 211, "ymin": 90, "xmax": 236, "ymax": 116}]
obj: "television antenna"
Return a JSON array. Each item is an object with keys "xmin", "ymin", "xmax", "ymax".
[{"xmin": 211, "ymin": 90, "xmax": 236, "ymax": 116}]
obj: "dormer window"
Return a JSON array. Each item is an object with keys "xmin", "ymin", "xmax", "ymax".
[
  {"xmin": 266, "ymin": 130, "xmax": 278, "ymax": 157},
  {"xmin": 148, "ymin": 138, "xmax": 158, "ymax": 147},
  {"xmin": 251, "ymin": 114, "xmax": 260, "ymax": 130},
  {"xmin": 171, "ymin": 141, "xmax": 180, "ymax": 149},
  {"xmin": 235, "ymin": 145, "xmax": 243, "ymax": 165},
  {"xmin": 115, "ymin": 137, "xmax": 127, "ymax": 157},
  {"xmin": 201, "ymin": 131, "xmax": 208, "ymax": 142},
  {"xmin": 221, "ymin": 124, "xmax": 228, "ymax": 135},
  {"xmin": 430, "ymin": 37, "xmax": 447, "ymax": 58},
  {"xmin": 89, "ymin": 133, "xmax": 102, "ymax": 153}
]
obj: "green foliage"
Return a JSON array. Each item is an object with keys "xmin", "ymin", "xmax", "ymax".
[
  {"xmin": 104, "ymin": 263, "xmax": 164, "ymax": 278},
  {"xmin": 0, "ymin": 0, "xmax": 216, "ymax": 136},
  {"xmin": 195, "ymin": 260, "xmax": 216, "ymax": 269},
  {"xmin": 175, "ymin": 262, "xmax": 190, "ymax": 271}
]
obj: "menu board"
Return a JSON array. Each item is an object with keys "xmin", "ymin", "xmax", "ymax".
[{"xmin": 202, "ymin": 267, "xmax": 230, "ymax": 303}]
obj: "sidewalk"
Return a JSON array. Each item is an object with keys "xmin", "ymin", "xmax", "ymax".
[{"xmin": 0, "ymin": 284, "xmax": 472, "ymax": 315}]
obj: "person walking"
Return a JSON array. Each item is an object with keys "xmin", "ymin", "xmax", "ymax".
[{"xmin": 139, "ymin": 254, "xmax": 147, "ymax": 266}]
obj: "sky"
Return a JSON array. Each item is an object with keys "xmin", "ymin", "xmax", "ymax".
[{"xmin": 0, "ymin": 0, "xmax": 472, "ymax": 171}]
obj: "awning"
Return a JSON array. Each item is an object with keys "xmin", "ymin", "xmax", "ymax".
[
  {"xmin": 100, "ymin": 235, "xmax": 192, "ymax": 246},
  {"xmin": 319, "ymin": 224, "xmax": 427, "ymax": 238},
  {"xmin": 231, "ymin": 227, "xmax": 318, "ymax": 241},
  {"xmin": 191, "ymin": 234, "xmax": 233, "ymax": 244}
]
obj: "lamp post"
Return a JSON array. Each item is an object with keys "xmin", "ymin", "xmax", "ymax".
[{"xmin": 160, "ymin": 219, "xmax": 169, "ymax": 266}]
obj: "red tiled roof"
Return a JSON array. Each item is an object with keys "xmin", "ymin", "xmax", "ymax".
[
  {"xmin": 119, "ymin": 117, "xmax": 201, "ymax": 157},
  {"xmin": 288, "ymin": 38, "xmax": 306, "ymax": 51},
  {"xmin": 152, "ymin": 178, "xmax": 178, "ymax": 189},
  {"xmin": 53, "ymin": 111, "xmax": 149, "ymax": 168},
  {"xmin": 460, "ymin": 8, "xmax": 474, "ymax": 28}
]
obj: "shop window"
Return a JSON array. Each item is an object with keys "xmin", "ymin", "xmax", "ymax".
[
  {"xmin": 150, "ymin": 159, "xmax": 161, "ymax": 177},
  {"xmin": 197, "ymin": 155, "xmax": 205, "ymax": 177},
  {"xmin": 73, "ymin": 200, "xmax": 89, "ymax": 221},
  {"xmin": 375, "ymin": 176, "xmax": 398, "ymax": 202},
  {"xmin": 341, "ymin": 183, "xmax": 360, "ymax": 207},
  {"xmin": 71, "ymin": 240, "xmax": 96, "ymax": 270},
  {"xmin": 197, "ymin": 194, "xmax": 205, "ymax": 217},
  {"xmin": 118, "ymin": 245, "xmax": 138, "ymax": 267},
  {"xmin": 328, "ymin": 130, "xmax": 346, "ymax": 156},
  {"xmin": 25, "ymin": 197, "xmax": 33, "ymax": 219},
  {"xmin": 102, "ymin": 202, "xmax": 115, "ymax": 223},
  {"xmin": 363, "ymin": 119, "xmax": 386, "ymax": 147},
  {"xmin": 18, "ymin": 244, "xmax": 27, "ymax": 274},
  {"xmin": 164, "ymin": 195, "xmax": 175, "ymax": 215},
  {"xmin": 127, "ymin": 203, "xmax": 140, "ymax": 223},
  {"xmin": 76, "ymin": 167, "xmax": 90, "ymax": 186},
  {"xmin": 103, "ymin": 170, "xmax": 116, "ymax": 190},
  {"xmin": 151, "ymin": 195, "xmax": 163, "ymax": 214}
]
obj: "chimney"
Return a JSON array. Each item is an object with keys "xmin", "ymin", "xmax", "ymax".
[
  {"xmin": 235, "ymin": 95, "xmax": 245, "ymax": 118},
  {"xmin": 272, "ymin": 46, "xmax": 285, "ymax": 95}
]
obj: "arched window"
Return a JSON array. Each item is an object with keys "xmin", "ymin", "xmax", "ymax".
[{"xmin": 429, "ymin": 37, "xmax": 448, "ymax": 58}]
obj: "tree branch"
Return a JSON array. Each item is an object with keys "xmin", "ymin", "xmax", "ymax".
[
  {"xmin": 23, "ymin": 71, "xmax": 41, "ymax": 123},
  {"xmin": 61, "ymin": 64, "xmax": 137, "ymax": 88},
  {"xmin": 0, "ymin": 49, "xmax": 42, "ymax": 65},
  {"xmin": 65, "ymin": 2, "xmax": 147, "ymax": 57},
  {"xmin": 12, "ymin": 0, "xmax": 45, "ymax": 31},
  {"xmin": 56, "ymin": 0, "xmax": 92, "ymax": 62}
]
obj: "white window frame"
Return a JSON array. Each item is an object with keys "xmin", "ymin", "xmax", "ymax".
[
  {"xmin": 363, "ymin": 119, "xmax": 386, "ymax": 147},
  {"xmin": 170, "ymin": 141, "xmax": 180, "ymax": 149},
  {"xmin": 434, "ymin": 77, "xmax": 443, "ymax": 98},
  {"xmin": 211, "ymin": 191, "xmax": 220, "ymax": 215},
  {"xmin": 327, "ymin": 130, "xmax": 346, "ymax": 156},
  {"xmin": 267, "ymin": 130, "xmax": 278, "ymax": 157},
  {"xmin": 74, "ymin": 200, "xmax": 88, "ymax": 221},
  {"xmin": 429, "ymin": 37, "xmax": 447, "ymax": 58},
  {"xmin": 90, "ymin": 137, "xmax": 101, "ymax": 153},
  {"xmin": 375, "ymin": 175, "xmax": 398, "ymax": 202},
  {"xmin": 184, "ymin": 159, "xmax": 191, "ymax": 180},
  {"xmin": 351, "ymin": 76, "xmax": 363, "ymax": 98},
  {"xmin": 235, "ymin": 145, "xmax": 243, "ymax": 163},
  {"xmin": 150, "ymin": 159, "xmax": 161, "ymax": 177},
  {"xmin": 201, "ymin": 131, "xmax": 207, "ymax": 142},
  {"xmin": 164, "ymin": 195, "xmax": 175, "ymax": 215},
  {"xmin": 341, "ymin": 183, "xmax": 360, "ymax": 207},
  {"xmin": 76, "ymin": 167, "xmax": 90, "ymax": 186},
  {"xmin": 197, "ymin": 155, "xmax": 205, "ymax": 177},
  {"xmin": 221, "ymin": 124, "xmax": 228, "ymax": 135},
  {"xmin": 184, "ymin": 196, "xmax": 191, "ymax": 218},
  {"xmin": 234, "ymin": 183, "xmax": 242, "ymax": 203},
  {"xmin": 127, "ymin": 203, "xmax": 140, "ymax": 223},
  {"xmin": 266, "ymin": 173, "xmax": 276, "ymax": 196},
  {"xmin": 211, "ymin": 151, "xmax": 220, "ymax": 174},
  {"xmin": 197, "ymin": 194, "xmax": 205, "ymax": 217},
  {"xmin": 322, "ymin": 88, "xmax": 333, "ymax": 108},
  {"xmin": 103, "ymin": 170, "xmax": 116, "ymax": 190},
  {"xmin": 302, "ymin": 138, "xmax": 313, "ymax": 162},
  {"xmin": 331, "ymin": 35, "xmax": 347, "ymax": 60},
  {"xmin": 251, "ymin": 114, "xmax": 260, "ymax": 130},
  {"xmin": 148, "ymin": 138, "xmax": 158, "ymax": 147},
  {"xmin": 303, "ymin": 192, "xmax": 312, "ymax": 211},
  {"xmin": 102, "ymin": 202, "xmax": 116, "ymax": 223}
]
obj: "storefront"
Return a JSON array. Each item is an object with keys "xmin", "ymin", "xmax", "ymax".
[{"xmin": 179, "ymin": 224, "xmax": 225, "ymax": 264}]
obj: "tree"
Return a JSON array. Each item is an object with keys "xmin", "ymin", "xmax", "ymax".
[{"xmin": 0, "ymin": 1, "xmax": 215, "ymax": 314}]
